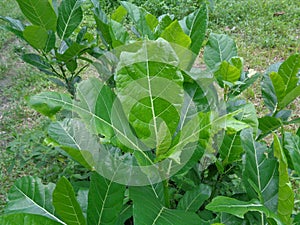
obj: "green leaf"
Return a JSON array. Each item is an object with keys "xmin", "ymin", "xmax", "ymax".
[
  {"xmin": 115, "ymin": 204, "xmax": 132, "ymax": 225},
  {"xmin": 27, "ymin": 92, "xmax": 73, "ymax": 117},
  {"xmin": 206, "ymin": 196, "xmax": 283, "ymax": 224},
  {"xmin": 23, "ymin": 25, "xmax": 48, "ymax": 50},
  {"xmin": 22, "ymin": 54, "xmax": 51, "ymax": 70},
  {"xmin": 229, "ymin": 73, "xmax": 260, "ymax": 97},
  {"xmin": 53, "ymin": 177, "xmax": 86, "ymax": 225},
  {"xmin": 179, "ymin": 4, "xmax": 208, "ymax": 55},
  {"xmin": 258, "ymin": 116, "xmax": 282, "ymax": 139},
  {"xmin": 261, "ymin": 72, "xmax": 278, "ymax": 112},
  {"xmin": 270, "ymin": 54, "xmax": 300, "ymax": 109},
  {"xmin": 241, "ymin": 128, "xmax": 279, "ymax": 212},
  {"xmin": 204, "ymin": 33, "xmax": 237, "ymax": 71},
  {"xmin": 56, "ymin": 42, "xmax": 88, "ymax": 62},
  {"xmin": 48, "ymin": 119, "xmax": 97, "ymax": 169},
  {"xmin": 273, "ymin": 134, "xmax": 294, "ymax": 224},
  {"xmin": 145, "ymin": 13, "xmax": 159, "ymax": 31},
  {"xmin": 109, "ymin": 20, "xmax": 129, "ymax": 48},
  {"xmin": 284, "ymin": 132, "xmax": 300, "ymax": 174},
  {"xmin": 116, "ymin": 39, "xmax": 184, "ymax": 156},
  {"xmin": 160, "ymin": 20, "xmax": 191, "ymax": 48},
  {"xmin": 219, "ymin": 132, "xmax": 243, "ymax": 166},
  {"xmin": 177, "ymin": 184, "xmax": 211, "ymax": 212},
  {"xmin": 214, "ymin": 61, "xmax": 241, "ymax": 87},
  {"xmin": 87, "ymin": 172, "xmax": 125, "ymax": 225},
  {"xmin": 16, "ymin": 0, "xmax": 57, "ymax": 31},
  {"xmin": 130, "ymin": 186, "xmax": 203, "ymax": 225},
  {"xmin": 4, "ymin": 176, "xmax": 63, "ymax": 224},
  {"xmin": 0, "ymin": 213, "xmax": 62, "ymax": 225},
  {"xmin": 44, "ymin": 30, "xmax": 56, "ymax": 52},
  {"xmin": 120, "ymin": 1, "xmax": 155, "ymax": 39},
  {"xmin": 57, "ymin": 0, "xmax": 83, "ymax": 40},
  {"xmin": 111, "ymin": 6, "xmax": 127, "ymax": 23}
]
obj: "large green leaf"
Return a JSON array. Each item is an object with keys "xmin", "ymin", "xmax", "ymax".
[
  {"xmin": 204, "ymin": 33, "xmax": 237, "ymax": 71},
  {"xmin": 116, "ymin": 39, "xmax": 184, "ymax": 157},
  {"xmin": 214, "ymin": 61, "xmax": 241, "ymax": 87},
  {"xmin": 177, "ymin": 184, "xmax": 211, "ymax": 212},
  {"xmin": 16, "ymin": 0, "xmax": 57, "ymax": 31},
  {"xmin": 0, "ymin": 16, "xmax": 25, "ymax": 39},
  {"xmin": 22, "ymin": 53, "xmax": 52, "ymax": 71},
  {"xmin": 23, "ymin": 25, "xmax": 49, "ymax": 50},
  {"xmin": 57, "ymin": 0, "xmax": 83, "ymax": 40},
  {"xmin": 120, "ymin": 1, "xmax": 155, "ymax": 39},
  {"xmin": 273, "ymin": 134, "xmax": 294, "ymax": 224},
  {"xmin": 284, "ymin": 132, "xmax": 300, "ymax": 175},
  {"xmin": 27, "ymin": 92, "xmax": 73, "ymax": 117},
  {"xmin": 87, "ymin": 172, "xmax": 125, "ymax": 225},
  {"xmin": 53, "ymin": 177, "xmax": 86, "ymax": 225},
  {"xmin": 0, "ymin": 213, "xmax": 62, "ymax": 225},
  {"xmin": 4, "ymin": 176, "xmax": 63, "ymax": 224},
  {"xmin": 160, "ymin": 20, "xmax": 191, "ymax": 48},
  {"xmin": 130, "ymin": 186, "xmax": 203, "ymax": 225},
  {"xmin": 241, "ymin": 129, "xmax": 279, "ymax": 212},
  {"xmin": 179, "ymin": 4, "xmax": 208, "ymax": 55},
  {"xmin": 109, "ymin": 20, "xmax": 129, "ymax": 48},
  {"xmin": 56, "ymin": 42, "xmax": 88, "ymax": 62},
  {"xmin": 270, "ymin": 54, "xmax": 300, "ymax": 109},
  {"xmin": 258, "ymin": 116, "xmax": 282, "ymax": 139},
  {"xmin": 219, "ymin": 132, "xmax": 243, "ymax": 166},
  {"xmin": 206, "ymin": 196, "xmax": 283, "ymax": 224}
]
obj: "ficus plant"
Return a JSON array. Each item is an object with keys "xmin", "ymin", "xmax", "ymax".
[{"xmin": 1, "ymin": 1, "xmax": 300, "ymax": 225}]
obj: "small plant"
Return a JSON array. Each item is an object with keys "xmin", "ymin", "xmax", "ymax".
[{"xmin": 1, "ymin": 1, "xmax": 300, "ymax": 225}]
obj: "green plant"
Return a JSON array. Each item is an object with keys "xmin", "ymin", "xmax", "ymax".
[{"xmin": 1, "ymin": 1, "xmax": 300, "ymax": 225}]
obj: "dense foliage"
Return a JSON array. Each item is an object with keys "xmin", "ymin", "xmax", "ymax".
[{"xmin": 1, "ymin": 0, "xmax": 300, "ymax": 224}]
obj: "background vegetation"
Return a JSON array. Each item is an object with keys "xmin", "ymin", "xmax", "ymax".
[{"xmin": 0, "ymin": 0, "xmax": 299, "ymax": 213}]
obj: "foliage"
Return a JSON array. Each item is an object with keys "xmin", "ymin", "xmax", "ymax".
[{"xmin": 1, "ymin": 0, "xmax": 300, "ymax": 225}]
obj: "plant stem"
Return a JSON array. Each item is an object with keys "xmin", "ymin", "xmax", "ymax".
[{"xmin": 162, "ymin": 179, "xmax": 170, "ymax": 208}]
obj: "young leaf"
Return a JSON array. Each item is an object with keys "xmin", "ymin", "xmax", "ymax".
[
  {"xmin": 16, "ymin": 0, "xmax": 57, "ymax": 31},
  {"xmin": 53, "ymin": 177, "xmax": 86, "ymax": 225},
  {"xmin": 56, "ymin": 42, "xmax": 88, "ymax": 62},
  {"xmin": 179, "ymin": 4, "xmax": 208, "ymax": 55},
  {"xmin": 206, "ymin": 196, "xmax": 283, "ymax": 224},
  {"xmin": 177, "ymin": 184, "xmax": 211, "ymax": 212},
  {"xmin": 204, "ymin": 33, "xmax": 237, "ymax": 71},
  {"xmin": 57, "ymin": 0, "xmax": 83, "ymax": 40},
  {"xmin": 160, "ymin": 20, "xmax": 191, "ymax": 48},
  {"xmin": 214, "ymin": 61, "xmax": 241, "ymax": 87},
  {"xmin": 109, "ymin": 20, "xmax": 129, "ymax": 48},
  {"xmin": 241, "ymin": 128, "xmax": 279, "ymax": 211},
  {"xmin": 0, "ymin": 213, "xmax": 62, "ymax": 225},
  {"xmin": 130, "ymin": 186, "xmax": 203, "ymax": 224},
  {"xmin": 111, "ymin": 6, "xmax": 127, "ymax": 23},
  {"xmin": 4, "ymin": 176, "xmax": 63, "ymax": 224},
  {"xmin": 273, "ymin": 134, "xmax": 294, "ymax": 224},
  {"xmin": 87, "ymin": 172, "xmax": 125, "ymax": 225},
  {"xmin": 23, "ymin": 25, "xmax": 49, "ymax": 50}
]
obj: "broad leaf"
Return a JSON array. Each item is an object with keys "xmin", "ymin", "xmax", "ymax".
[
  {"xmin": 284, "ymin": 132, "xmax": 300, "ymax": 175},
  {"xmin": 229, "ymin": 72, "xmax": 260, "ymax": 97},
  {"xmin": 179, "ymin": 4, "xmax": 208, "ymax": 55},
  {"xmin": 214, "ymin": 61, "xmax": 241, "ymax": 87},
  {"xmin": 261, "ymin": 69, "xmax": 278, "ymax": 113},
  {"xmin": 4, "ymin": 176, "xmax": 63, "ymax": 224},
  {"xmin": 219, "ymin": 132, "xmax": 243, "ymax": 166},
  {"xmin": 0, "ymin": 213, "xmax": 62, "ymax": 225},
  {"xmin": 115, "ymin": 204, "xmax": 132, "ymax": 225},
  {"xmin": 111, "ymin": 6, "xmax": 127, "ymax": 23},
  {"xmin": 258, "ymin": 116, "xmax": 282, "ymax": 139},
  {"xmin": 56, "ymin": 42, "xmax": 88, "ymax": 62},
  {"xmin": 16, "ymin": 0, "xmax": 57, "ymax": 31},
  {"xmin": 241, "ymin": 129, "xmax": 279, "ymax": 211},
  {"xmin": 160, "ymin": 20, "xmax": 191, "ymax": 48},
  {"xmin": 27, "ymin": 92, "xmax": 73, "ymax": 117},
  {"xmin": 206, "ymin": 196, "xmax": 283, "ymax": 224},
  {"xmin": 57, "ymin": 0, "xmax": 83, "ymax": 40},
  {"xmin": 130, "ymin": 186, "xmax": 203, "ymax": 225},
  {"xmin": 53, "ymin": 177, "xmax": 86, "ymax": 225},
  {"xmin": 109, "ymin": 20, "xmax": 129, "ymax": 48},
  {"xmin": 22, "ymin": 54, "xmax": 51, "ymax": 70},
  {"xmin": 23, "ymin": 25, "xmax": 48, "ymax": 50},
  {"xmin": 120, "ymin": 1, "xmax": 155, "ymax": 39},
  {"xmin": 270, "ymin": 54, "xmax": 300, "ymax": 109},
  {"xmin": 177, "ymin": 184, "xmax": 211, "ymax": 212},
  {"xmin": 273, "ymin": 134, "xmax": 294, "ymax": 224},
  {"xmin": 87, "ymin": 172, "xmax": 125, "ymax": 225},
  {"xmin": 0, "ymin": 16, "xmax": 25, "ymax": 38},
  {"xmin": 204, "ymin": 33, "xmax": 237, "ymax": 71}
]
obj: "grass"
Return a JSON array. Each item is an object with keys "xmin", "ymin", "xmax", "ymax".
[{"xmin": 0, "ymin": 0, "xmax": 299, "ymax": 213}]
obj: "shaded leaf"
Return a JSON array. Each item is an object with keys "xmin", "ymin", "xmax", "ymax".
[
  {"xmin": 22, "ymin": 54, "xmax": 51, "ymax": 70},
  {"xmin": 219, "ymin": 132, "xmax": 243, "ymax": 166},
  {"xmin": 56, "ymin": 42, "xmax": 88, "ymax": 62},
  {"xmin": 23, "ymin": 25, "xmax": 48, "ymax": 50},
  {"xmin": 258, "ymin": 116, "xmax": 282, "ymax": 139},
  {"xmin": 130, "ymin": 186, "xmax": 203, "ymax": 225},
  {"xmin": 16, "ymin": 0, "xmax": 57, "ymax": 31},
  {"xmin": 53, "ymin": 177, "xmax": 86, "ymax": 225},
  {"xmin": 284, "ymin": 132, "xmax": 300, "ymax": 174},
  {"xmin": 87, "ymin": 172, "xmax": 125, "ymax": 225},
  {"xmin": 177, "ymin": 184, "xmax": 211, "ymax": 212},
  {"xmin": 0, "ymin": 16, "xmax": 25, "ymax": 38}
]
